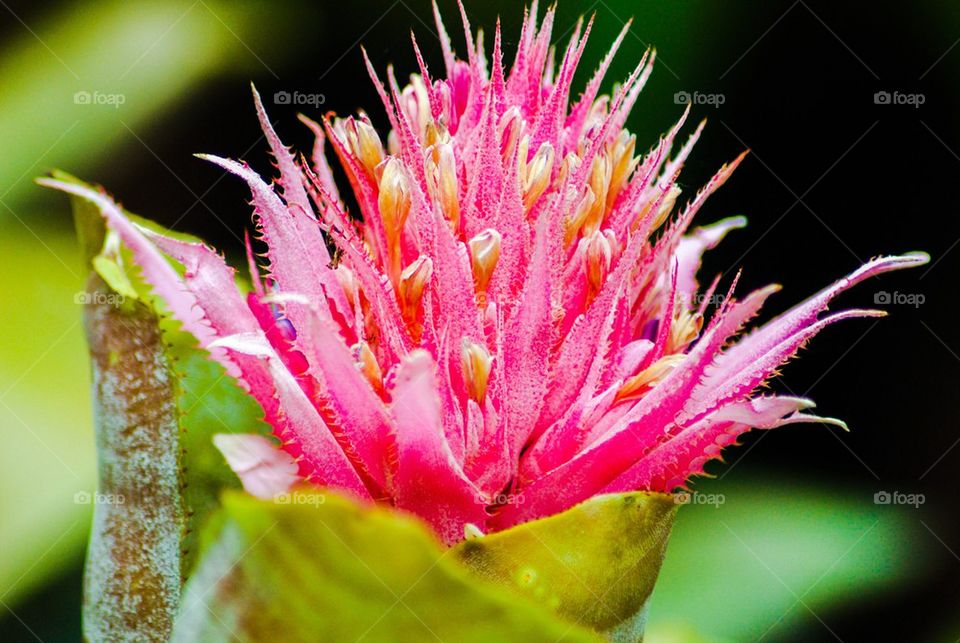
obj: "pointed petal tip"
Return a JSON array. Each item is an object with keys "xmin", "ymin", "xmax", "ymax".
[
  {"xmin": 36, "ymin": 175, "xmax": 106, "ymax": 201},
  {"xmin": 297, "ymin": 112, "xmax": 318, "ymax": 127},
  {"xmin": 826, "ymin": 417, "xmax": 851, "ymax": 432},
  {"xmin": 895, "ymin": 250, "xmax": 930, "ymax": 266},
  {"xmin": 835, "ymin": 308, "xmax": 888, "ymax": 319},
  {"xmin": 867, "ymin": 251, "xmax": 930, "ymax": 271},
  {"xmin": 784, "ymin": 413, "xmax": 850, "ymax": 432},
  {"xmin": 711, "ymin": 214, "xmax": 748, "ymax": 231},
  {"xmin": 194, "ymin": 153, "xmax": 240, "ymax": 170},
  {"xmin": 34, "ymin": 176, "xmax": 59, "ymax": 189}
]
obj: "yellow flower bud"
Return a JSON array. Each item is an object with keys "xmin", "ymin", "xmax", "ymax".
[
  {"xmin": 468, "ymin": 228, "xmax": 502, "ymax": 292},
  {"xmin": 399, "ymin": 255, "xmax": 433, "ymax": 318},
  {"xmin": 522, "ymin": 142, "xmax": 555, "ymax": 212},
  {"xmin": 461, "ymin": 339, "xmax": 493, "ymax": 403},
  {"xmin": 581, "ymin": 228, "xmax": 618, "ymax": 298},
  {"xmin": 616, "ymin": 354, "xmax": 686, "ymax": 403},
  {"xmin": 345, "ymin": 118, "xmax": 384, "ymax": 179},
  {"xmin": 426, "ymin": 143, "xmax": 460, "ymax": 232},
  {"xmin": 353, "ymin": 341, "xmax": 384, "ymax": 396}
]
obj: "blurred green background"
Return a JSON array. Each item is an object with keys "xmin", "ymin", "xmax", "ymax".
[{"xmin": 1, "ymin": 0, "xmax": 957, "ymax": 640}]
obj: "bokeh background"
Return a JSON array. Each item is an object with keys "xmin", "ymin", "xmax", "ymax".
[{"xmin": 1, "ymin": 0, "xmax": 956, "ymax": 640}]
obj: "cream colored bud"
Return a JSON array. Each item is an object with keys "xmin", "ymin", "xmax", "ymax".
[
  {"xmin": 378, "ymin": 159, "xmax": 411, "ymax": 240},
  {"xmin": 461, "ymin": 339, "xmax": 493, "ymax": 403},
  {"xmin": 468, "ymin": 228, "xmax": 502, "ymax": 292},
  {"xmin": 616, "ymin": 354, "xmax": 686, "ymax": 403},
  {"xmin": 564, "ymin": 187, "xmax": 596, "ymax": 246},
  {"xmin": 607, "ymin": 131, "xmax": 638, "ymax": 208},
  {"xmin": 522, "ymin": 142, "xmax": 555, "ymax": 211},
  {"xmin": 652, "ymin": 185, "xmax": 682, "ymax": 230},
  {"xmin": 498, "ymin": 107, "xmax": 523, "ymax": 163},
  {"xmin": 423, "ymin": 119, "xmax": 440, "ymax": 148},
  {"xmin": 352, "ymin": 341, "xmax": 384, "ymax": 394},
  {"xmin": 346, "ymin": 118, "xmax": 384, "ymax": 178},
  {"xmin": 558, "ymin": 151, "xmax": 581, "ymax": 186},
  {"xmin": 426, "ymin": 143, "xmax": 460, "ymax": 231},
  {"xmin": 667, "ymin": 307, "xmax": 703, "ymax": 354},
  {"xmin": 583, "ymin": 154, "xmax": 612, "ymax": 235},
  {"xmin": 399, "ymin": 255, "xmax": 433, "ymax": 315},
  {"xmin": 581, "ymin": 229, "xmax": 617, "ymax": 294},
  {"xmin": 379, "ymin": 158, "xmax": 412, "ymax": 283}
]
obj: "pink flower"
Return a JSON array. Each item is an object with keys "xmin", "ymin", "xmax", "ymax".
[{"xmin": 42, "ymin": 2, "xmax": 926, "ymax": 545}]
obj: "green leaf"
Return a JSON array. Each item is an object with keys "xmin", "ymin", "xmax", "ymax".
[
  {"xmin": 455, "ymin": 492, "xmax": 677, "ymax": 641},
  {"xmin": 172, "ymin": 491, "xmax": 601, "ymax": 642},
  {"xmin": 162, "ymin": 321, "xmax": 271, "ymax": 573}
]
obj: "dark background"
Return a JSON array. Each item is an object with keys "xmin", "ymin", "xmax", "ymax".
[{"xmin": 1, "ymin": 1, "xmax": 957, "ymax": 640}]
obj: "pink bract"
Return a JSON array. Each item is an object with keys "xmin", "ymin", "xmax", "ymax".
[{"xmin": 42, "ymin": 2, "xmax": 927, "ymax": 545}]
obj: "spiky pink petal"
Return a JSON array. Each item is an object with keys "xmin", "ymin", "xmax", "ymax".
[{"xmin": 389, "ymin": 351, "xmax": 485, "ymax": 544}]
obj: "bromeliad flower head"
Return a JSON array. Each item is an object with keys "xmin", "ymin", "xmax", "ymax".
[{"xmin": 43, "ymin": 2, "xmax": 927, "ymax": 545}]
